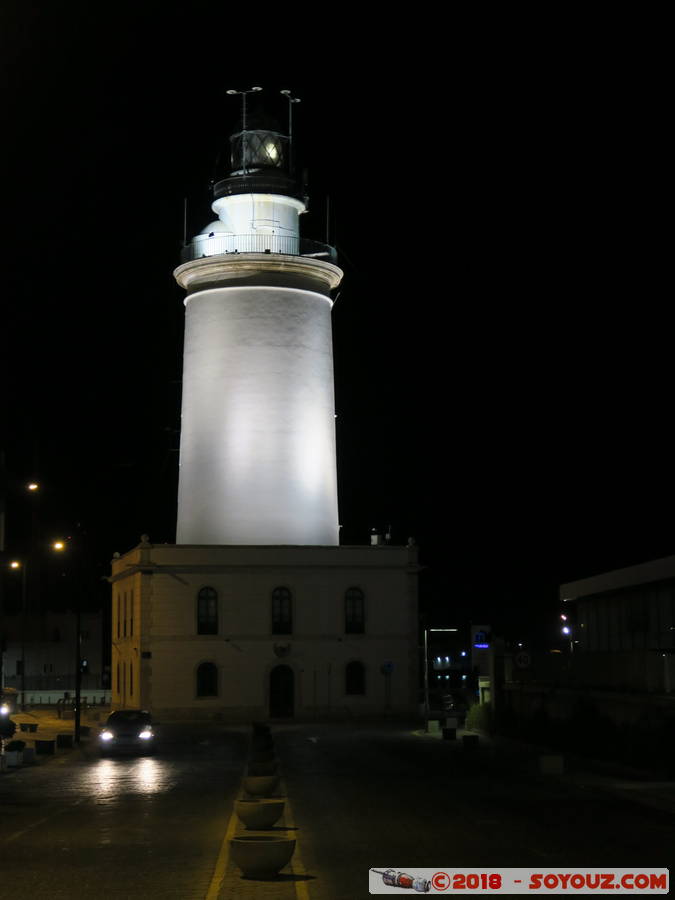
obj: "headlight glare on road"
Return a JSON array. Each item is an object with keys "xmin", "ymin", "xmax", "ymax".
[
  {"xmin": 139, "ymin": 729, "xmax": 153, "ymax": 740},
  {"xmin": 100, "ymin": 730, "xmax": 114, "ymax": 741}
]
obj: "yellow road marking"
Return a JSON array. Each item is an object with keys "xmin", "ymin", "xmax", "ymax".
[
  {"xmin": 283, "ymin": 786, "xmax": 311, "ymax": 900},
  {"xmin": 205, "ymin": 800, "xmax": 239, "ymax": 900}
]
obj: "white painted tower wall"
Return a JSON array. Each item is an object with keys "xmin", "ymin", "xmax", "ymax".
[{"xmin": 174, "ymin": 189, "xmax": 343, "ymax": 546}]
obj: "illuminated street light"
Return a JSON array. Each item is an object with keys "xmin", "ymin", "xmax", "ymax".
[
  {"xmin": 27, "ymin": 482, "xmax": 39, "ymax": 492},
  {"xmin": 8, "ymin": 559, "xmax": 28, "ymax": 709},
  {"xmin": 53, "ymin": 540, "xmax": 66, "ymax": 551},
  {"xmin": 423, "ymin": 627, "xmax": 457, "ymax": 733}
]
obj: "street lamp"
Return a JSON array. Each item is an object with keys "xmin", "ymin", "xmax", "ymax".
[
  {"xmin": 52, "ymin": 538, "xmax": 83, "ymax": 744},
  {"xmin": 280, "ymin": 89, "xmax": 300, "ymax": 173},
  {"xmin": 423, "ymin": 627, "xmax": 458, "ymax": 733},
  {"xmin": 8, "ymin": 560, "xmax": 27, "ymax": 710}
]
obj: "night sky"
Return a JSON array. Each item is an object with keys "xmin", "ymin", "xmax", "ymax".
[{"xmin": 0, "ymin": 7, "xmax": 669, "ymax": 642}]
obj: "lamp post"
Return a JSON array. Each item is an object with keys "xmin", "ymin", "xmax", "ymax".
[
  {"xmin": 9, "ymin": 561, "xmax": 27, "ymax": 710},
  {"xmin": 423, "ymin": 627, "xmax": 458, "ymax": 733},
  {"xmin": 52, "ymin": 539, "xmax": 82, "ymax": 744},
  {"xmin": 225, "ymin": 86, "xmax": 263, "ymax": 174}
]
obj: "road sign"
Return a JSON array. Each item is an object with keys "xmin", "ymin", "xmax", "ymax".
[
  {"xmin": 515, "ymin": 651, "xmax": 531, "ymax": 669},
  {"xmin": 381, "ymin": 661, "xmax": 394, "ymax": 674}
]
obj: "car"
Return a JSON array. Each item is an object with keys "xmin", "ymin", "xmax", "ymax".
[{"xmin": 98, "ymin": 709, "xmax": 156, "ymax": 756}]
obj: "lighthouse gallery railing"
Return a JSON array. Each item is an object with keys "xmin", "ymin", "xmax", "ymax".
[{"xmin": 180, "ymin": 233, "xmax": 337, "ymax": 264}]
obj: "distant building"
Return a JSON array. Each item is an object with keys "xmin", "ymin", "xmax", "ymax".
[
  {"xmin": 2, "ymin": 610, "xmax": 108, "ymax": 703},
  {"xmin": 560, "ymin": 555, "xmax": 675, "ymax": 693},
  {"xmin": 502, "ymin": 556, "xmax": 675, "ymax": 744}
]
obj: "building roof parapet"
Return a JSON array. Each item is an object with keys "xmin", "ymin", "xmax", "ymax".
[{"xmin": 560, "ymin": 553, "xmax": 675, "ymax": 601}]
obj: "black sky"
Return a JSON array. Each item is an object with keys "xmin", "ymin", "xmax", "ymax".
[{"xmin": 0, "ymin": 6, "xmax": 670, "ymax": 641}]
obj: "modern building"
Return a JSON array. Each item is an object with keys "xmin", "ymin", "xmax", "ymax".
[
  {"xmin": 109, "ymin": 93, "xmax": 419, "ymax": 720},
  {"xmin": 560, "ymin": 555, "xmax": 675, "ymax": 693}
]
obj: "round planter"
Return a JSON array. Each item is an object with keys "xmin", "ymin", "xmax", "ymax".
[
  {"xmin": 247, "ymin": 759, "xmax": 278, "ymax": 777},
  {"xmin": 243, "ymin": 774, "xmax": 280, "ymax": 796},
  {"xmin": 250, "ymin": 750, "xmax": 275, "ymax": 764},
  {"xmin": 230, "ymin": 835, "xmax": 295, "ymax": 878},
  {"xmin": 235, "ymin": 798, "xmax": 285, "ymax": 829}
]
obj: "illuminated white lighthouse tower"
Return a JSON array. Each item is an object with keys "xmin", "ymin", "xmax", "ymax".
[{"xmin": 173, "ymin": 91, "xmax": 343, "ymax": 545}]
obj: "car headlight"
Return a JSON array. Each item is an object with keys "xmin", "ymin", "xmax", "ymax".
[
  {"xmin": 0, "ymin": 704, "xmax": 9, "ymax": 715},
  {"xmin": 138, "ymin": 729, "xmax": 153, "ymax": 740},
  {"xmin": 100, "ymin": 730, "xmax": 114, "ymax": 741}
]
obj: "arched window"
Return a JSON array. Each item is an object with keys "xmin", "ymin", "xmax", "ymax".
[
  {"xmin": 272, "ymin": 587, "xmax": 293, "ymax": 634},
  {"xmin": 196, "ymin": 661, "xmax": 218, "ymax": 697},
  {"xmin": 345, "ymin": 587, "xmax": 365, "ymax": 634},
  {"xmin": 197, "ymin": 587, "xmax": 218, "ymax": 635},
  {"xmin": 345, "ymin": 660, "xmax": 366, "ymax": 695}
]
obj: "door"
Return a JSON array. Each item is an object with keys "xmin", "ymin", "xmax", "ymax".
[{"xmin": 269, "ymin": 665, "xmax": 294, "ymax": 718}]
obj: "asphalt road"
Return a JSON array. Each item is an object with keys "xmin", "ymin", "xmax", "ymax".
[
  {"xmin": 0, "ymin": 723, "xmax": 673, "ymax": 899},
  {"xmin": 0, "ymin": 725, "xmax": 248, "ymax": 899}
]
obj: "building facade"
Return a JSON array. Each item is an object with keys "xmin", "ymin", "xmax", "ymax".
[{"xmin": 110, "ymin": 542, "xmax": 418, "ymax": 720}]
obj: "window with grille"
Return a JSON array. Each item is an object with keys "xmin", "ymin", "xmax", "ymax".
[
  {"xmin": 345, "ymin": 660, "xmax": 366, "ymax": 695},
  {"xmin": 272, "ymin": 587, "xmax": 293, "ymax": 634},
  {"xmin": 196, "ymin": 661, "xmax": 218, "ymax": 697},
  {"xmin": 345, "ymin": 587, "xmax": 365, "ymax": 634},
  {"xmin": 197, "ymin": 587, "xmax": 218, "ymax": 635}
]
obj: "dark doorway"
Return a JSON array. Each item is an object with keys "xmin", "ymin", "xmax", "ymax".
[{"xmin": 269, "ymin": 665, "xmax": 294, "ymax": 718}]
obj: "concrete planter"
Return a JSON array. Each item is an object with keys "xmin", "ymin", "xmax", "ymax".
[
  {"xmin": 250, "ymin": 750, "xmax": 275, "ymax": 764},
  {"xmin": 251, "ymin": 735, "xmax": 274, "ymax": 752},
  {"xmin": 5, "ymin": 750, "xmax": 23, "ymax": 767},
  {"xmin": 243, "ymin": 774, "xmax": 280, "ymax": 797},
  {"xmin": 247, "ymin": 760, "xmax": 278, "ymax": 776},
  {"xmin": 230, "ymin": 835, "xmax": 295, "ymax": 878},
  {"xmin": 22, "ymin": 746, "xmax": 36, "ymax": 764},
  {"xmin": 235, "ymin": 798, "xmax": 285, "ymax": 830}
]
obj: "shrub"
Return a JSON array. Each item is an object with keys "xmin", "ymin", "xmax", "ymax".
[
  {"xmin": 466, "ymin": 701, "xmax": 494, "ymax": 734},
  {"xmin": 5, "ymin": 739, "xmax": 26, "ymax": 752}
]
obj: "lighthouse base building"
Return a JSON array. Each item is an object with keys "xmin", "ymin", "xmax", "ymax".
[{"xmin": 110, "ymin": 541, "xmax": 419, "ymax": 720}]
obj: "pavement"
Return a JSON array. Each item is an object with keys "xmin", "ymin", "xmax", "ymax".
[
  {"xmin": 6, "ymin": 709, "xmax": 675, "ymax": 818},
  {"xmin": 3, "ymin": 708, "xmax": 674, "ymax": 897},
  {"xmin": 1, "ymin": 706, "xmax": 110, "ymax": 768},
  {"xmin": 417, "ymin": 718, "xmax": 675, "ymax": 817}
]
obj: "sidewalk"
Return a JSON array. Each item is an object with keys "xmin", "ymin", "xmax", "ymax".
[
  {"xmin": 414, "ymin": 720, "xmax": 675, "ymax": 817},
  {"xmin": 1, "ymin": 707, "xmax": 110, "ymax": 769}
]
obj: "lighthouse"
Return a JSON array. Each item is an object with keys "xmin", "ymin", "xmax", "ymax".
[
  {"xmin": 173, "ymin": 91, "xmax": 343, "ymax": 546},
  {"xmin": 109, "ymin": 90, "xmax": 419, "ymax": 722}
]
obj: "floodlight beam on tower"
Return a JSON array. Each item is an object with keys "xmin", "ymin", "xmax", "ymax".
[{"xmin": 174, "ymin": 96, "xmax": 343, "ymax": 546}]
